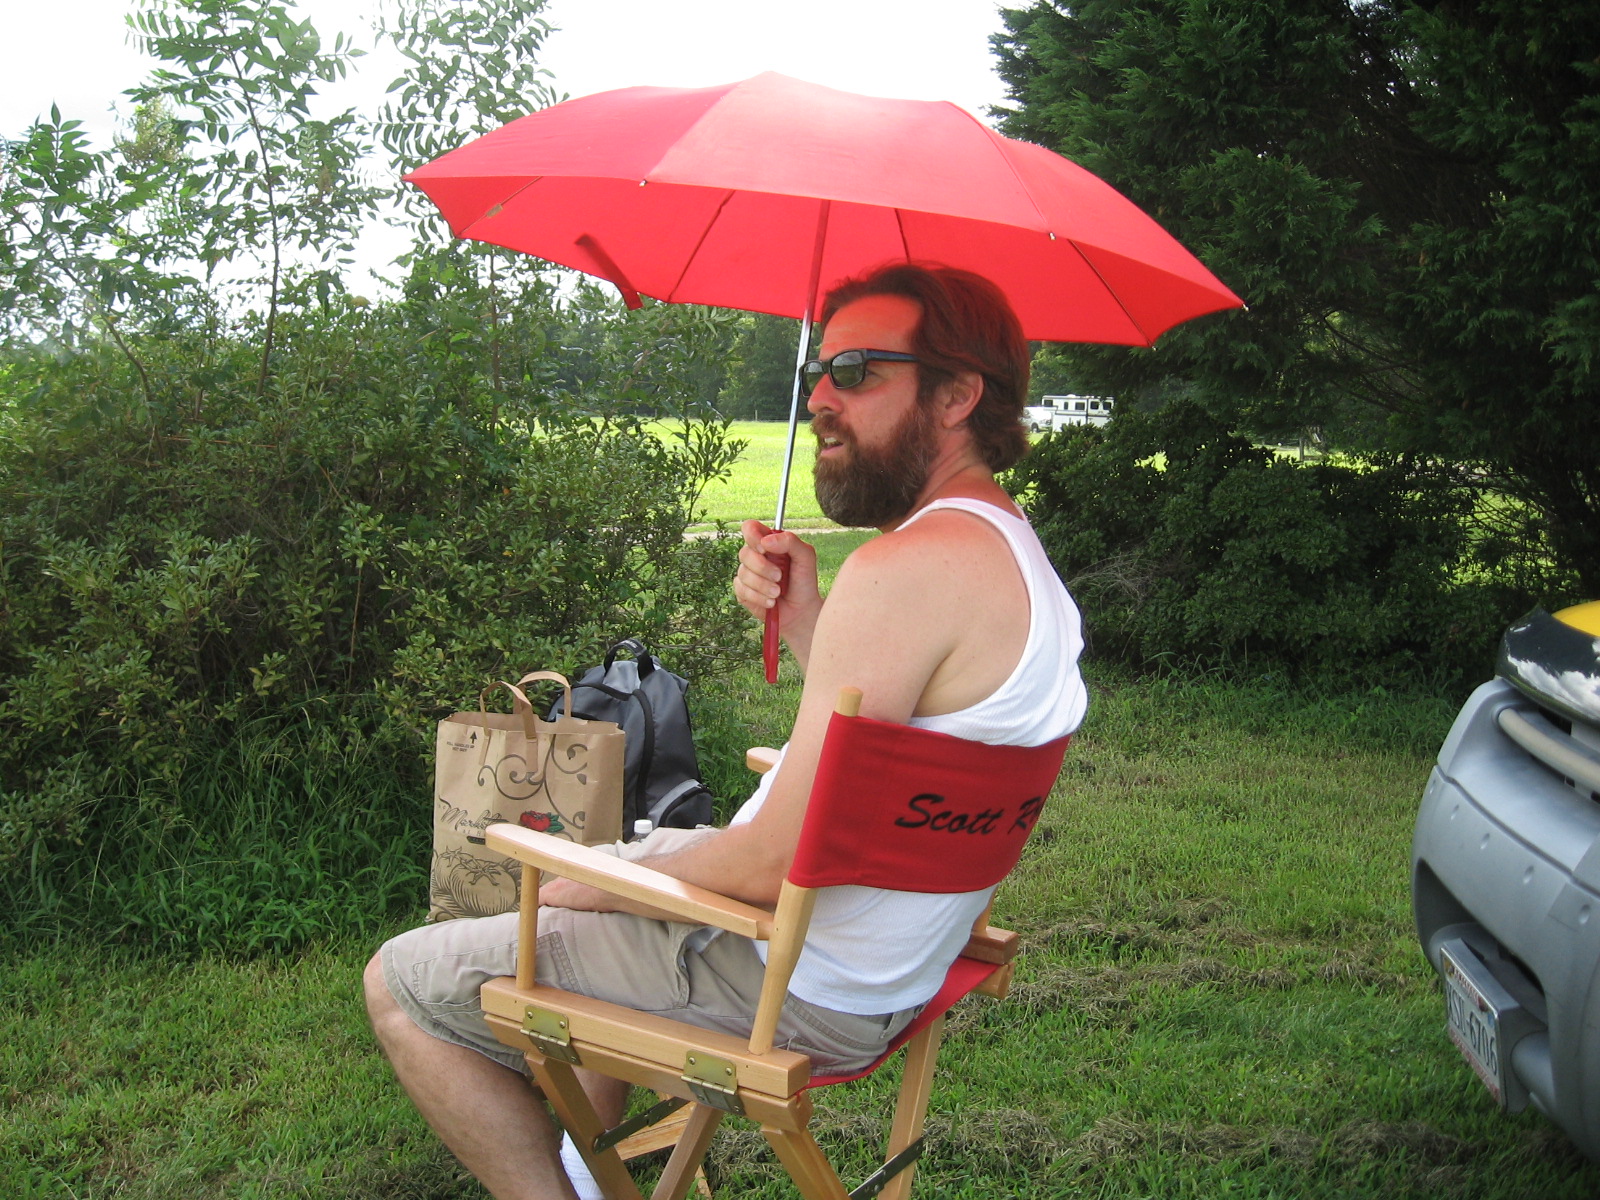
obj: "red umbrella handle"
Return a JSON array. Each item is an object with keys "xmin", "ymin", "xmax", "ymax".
[{"xmin": 762, "ymin": 553, "xmax": 789, "ymax": 684}]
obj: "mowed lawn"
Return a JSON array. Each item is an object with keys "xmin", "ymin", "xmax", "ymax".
[
  {"xmin": 4, "ymin": 432, "xmax": 1597, "ymax": 1198},
  {"xmin": 691, "ymin": 420, "xmax": 835, "ymax": 531}
]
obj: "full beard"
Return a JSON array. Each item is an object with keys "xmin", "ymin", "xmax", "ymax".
[{"xmin": 812, "ymin": 402, "xmax": 940, "ymax": 528}]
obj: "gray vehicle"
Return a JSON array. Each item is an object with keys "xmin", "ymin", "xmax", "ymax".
[{"xmin": 1411, "ymin": 600, "xmax": 1600, "ymax": 1156}]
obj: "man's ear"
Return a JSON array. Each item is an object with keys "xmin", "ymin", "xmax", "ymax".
[{"xmin": 937, "ymin": 370, "xmax": 984, "ymax": 429}]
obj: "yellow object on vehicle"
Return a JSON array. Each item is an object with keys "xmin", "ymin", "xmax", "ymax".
[{"xmin": 1555, "ymin": 601, "xmax": 1600, "ymax": 636}]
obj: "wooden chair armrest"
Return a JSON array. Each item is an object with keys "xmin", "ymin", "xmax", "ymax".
[
  {"xmin": 484, "ymin": 823, "xmax": 774, "ymax": 940},
  {"xmin": 962, "ymin": 925, "xmax": 1020, "ymax": 965},
  {"xmin": 745, "ymin": 747, "xmax": 781, "ymax": 774}
]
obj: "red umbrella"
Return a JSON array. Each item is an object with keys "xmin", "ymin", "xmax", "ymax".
[{"xmin": 405, "ymin": 72, "xmax": 1242, "ymax": 679}]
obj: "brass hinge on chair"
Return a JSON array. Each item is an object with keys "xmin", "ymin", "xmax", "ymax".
[
  {"xmin": 681, "ymin": 1052, "xmax": 745, "ymax": 1115},
  {"xmin": 849, "ymin": 1138, "xmax": 925, "ymax": 1200},
  {"xmin": 521, "ymin": 1005, "xmax": 582, "ymax": 1064}
]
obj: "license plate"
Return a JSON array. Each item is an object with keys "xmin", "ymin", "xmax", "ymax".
[{"xmin": 1440, "ymin": 943, "xmax": 1506, "ymax": 1106}]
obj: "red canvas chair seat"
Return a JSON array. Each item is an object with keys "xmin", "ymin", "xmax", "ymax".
[
  {"xmin": 478, "ymin": 688, "xmax": 1069, "ymax": 1199},
  {"xmin": 803, "ymin": 954, "xmax": 996, "ymax": 1091}
]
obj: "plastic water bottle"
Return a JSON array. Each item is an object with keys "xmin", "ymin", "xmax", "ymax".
[{"xmin": 632, "ymin": 818, "xmax": 653, "ymax": 842}]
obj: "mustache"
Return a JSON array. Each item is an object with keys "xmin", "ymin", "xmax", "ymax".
[{"xmin": 812, "ymin": 413, "xmax": 848, "ymax": 443}]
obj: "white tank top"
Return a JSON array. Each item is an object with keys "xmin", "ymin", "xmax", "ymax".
[{"xmin": 732, "ymin": 498, "xmax": 1087, "ymax": 1014}]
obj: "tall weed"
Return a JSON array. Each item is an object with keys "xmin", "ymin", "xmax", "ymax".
[{"xmin": 7, "ymin": 710, "xmax": 425, "ymax": 953}]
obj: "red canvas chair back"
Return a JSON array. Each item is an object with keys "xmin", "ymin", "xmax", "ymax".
[
  {"xmin": 791, "ymin": 709, "xmax": 1070, "ymax": 893},
  {"xmin": 781, "ymin": 708, "xmax": 1070, "ymax": 1099}
]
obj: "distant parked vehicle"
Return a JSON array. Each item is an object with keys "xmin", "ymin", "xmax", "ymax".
[
  {"xmin": 1024, "ymin": 395, "xmax": 1115, "ymax": 432},
  {"xmin": 1023, "ymin": 405, "xmax": 1055, "ymax": 432},
  {"xmin": 1411, "ymin": 600, "xmax": 1600, "ymax": 1158}
]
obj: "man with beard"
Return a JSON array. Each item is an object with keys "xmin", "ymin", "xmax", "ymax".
[{"xmin": 365, "ymin": 263, "xmax": 1087, "ymax": 1200}]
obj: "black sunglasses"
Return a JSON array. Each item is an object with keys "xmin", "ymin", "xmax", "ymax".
[{"xmin": 799, "ymin": 349, "xmax": 920, "ymax": 397}]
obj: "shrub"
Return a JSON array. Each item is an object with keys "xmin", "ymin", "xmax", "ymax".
[
  {"xmin": 0, "ymin": 304, "xmax": 749, "ymax": 951},
  {"xmin": 1008, "ymin": 401, "xmax": 1554, "ymax": 685}
]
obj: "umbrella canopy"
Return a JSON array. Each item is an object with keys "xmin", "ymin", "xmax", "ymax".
[
  {"xmin": 405, "ymin": 71, "xmax": 1242, "ymax": 682},
  {"xmin": 404, "ymin": 71, "xmax": 1240, "ymax": 346}
]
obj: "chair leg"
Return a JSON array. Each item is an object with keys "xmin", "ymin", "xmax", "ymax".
[
  {"xmin": 649, "ymin": 1103, "xmax": 723, "ymax": 1200},
  {"xmin": 525, "ymin": 1051, "xmax": 646, "ymax": 1200},
  {"xmin": 877, "ymin": 1014, "xmax": 947, "ymax": 1200},
  {"xmin": 760, "ymin": 1126, "xmax": 851, "ymax": 1200}
]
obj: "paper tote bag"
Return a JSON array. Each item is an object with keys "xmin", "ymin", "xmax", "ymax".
[{"xmin": 428, "ymin": 671, "xmax": 624, "ymax": 922}]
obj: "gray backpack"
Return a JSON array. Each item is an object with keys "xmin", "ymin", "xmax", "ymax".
[{"xmin": 546, "ymin": 639, "xmax": 713, "ymax": 838}]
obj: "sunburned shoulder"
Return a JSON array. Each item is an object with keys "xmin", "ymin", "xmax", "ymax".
[{"xmin": 834, "ymin": 507, "xmax": 1017, "ymax": 593}]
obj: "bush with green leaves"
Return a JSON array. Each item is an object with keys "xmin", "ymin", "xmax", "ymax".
[
  {"xmin": 0, "ymin": 301, "xmax": 748, "ymax": 952},
  {"xmin": 1008, "ymin": 402, "xmax": 1548, "ymax": 685}
]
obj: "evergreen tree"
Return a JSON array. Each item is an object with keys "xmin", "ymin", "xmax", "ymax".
[{"xmin": 995, "ymin": 0, "xmax": 1600, "ymax": 593}]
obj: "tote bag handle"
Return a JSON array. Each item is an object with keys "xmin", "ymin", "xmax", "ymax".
[{"xmin": 476, "ymin": 671, "xmax": 575, "ymax": 746}]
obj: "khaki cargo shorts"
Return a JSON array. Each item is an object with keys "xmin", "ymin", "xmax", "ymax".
[{"xmin": 379, "ymin": 829, "xmax": 920, "ymax": 1075}]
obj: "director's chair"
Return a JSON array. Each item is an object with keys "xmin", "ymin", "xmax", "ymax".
[{"xmin": 481, "ymin": 687, "xmax": 1069, "ymax": 1199}]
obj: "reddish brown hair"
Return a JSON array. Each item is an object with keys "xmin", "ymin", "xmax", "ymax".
[{"xmin": 823, "ymin": 262, "xmax": 1030, "ymax": 471}]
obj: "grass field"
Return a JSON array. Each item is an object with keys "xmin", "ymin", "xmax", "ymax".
[
  {"xmin": 691, "ymin": 420, "xmax": 836, "ymax": 531},
  {"xmin": 5, "ymin": 450, "xmax": 1598, "ymax": 1198}
]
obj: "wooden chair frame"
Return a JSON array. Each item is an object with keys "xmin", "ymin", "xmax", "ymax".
[{"xmin": 480, "ymin": 688, "xmax": 1051, "ymax": 1200}]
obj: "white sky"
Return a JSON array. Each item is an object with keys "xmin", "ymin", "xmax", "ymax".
[
  {"xmin": 1, "ymin": 0, "xmax": 1012, "ymax": 156},
  {"xmin": 1, "ymin": 0, "xmax": 1014, "ymax": 289}
]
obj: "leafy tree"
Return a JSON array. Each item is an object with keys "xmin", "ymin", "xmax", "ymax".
[
  {"xmin": 374, "ymin": 0, "xmax": 565, "ymax": 392},
  {"xmin": 994, "ymin": 0, "xmax": 1600, "ymax": 596},
  {"xmin": 0, "ymin": 107, "xmax": 186, "ymax": 399},
  {"xmin": 594, "ymin": 298, "xmax": 738, "ymax": 418},
  {"xmin": 129, "ymin": 0, "xmax": 382, "ymax": 389},
  {"xmin": 719, "ymin": 312, "xmax": 804, "ymax": 420},
  {"xmin": 376, "ymin": 0, "xmax": 559, "ymax": 186}
]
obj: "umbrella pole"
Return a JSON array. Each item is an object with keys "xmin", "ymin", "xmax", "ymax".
[
  {"xmin": 771, "ymin": 308, "xmax": 813, "ymax": 531},
  {"xmin": 765, "ymin": 201, "xmax": 831, "ymax": 683},
  {"xmin": 773, "ymin": 201, "xmax": 831, "ymax": 532}
]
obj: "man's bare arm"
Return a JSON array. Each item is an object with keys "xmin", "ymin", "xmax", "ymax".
[{"xmin": 545, "ymin": 515, "xmax": 1023, "ymax": 915}]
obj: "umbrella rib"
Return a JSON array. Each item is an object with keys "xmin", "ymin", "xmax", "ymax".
[
  {"xmin": 961, "ymin": 109, "xmax": 1056, "ymax": 236},
  {"xmin": 663, "ymin": 189, "xmax": 737, "ymax": 303},
  {"xmin": 456, "ymin": 177, "xmax": 546, "ymax": 240},
  {"xmin": 958, "ymin": 107, "xmax": 1159, "ymax": 344},
  {"xmin": 1065, "ymin": 239, "xmax": 1156, "ymax": 347}
]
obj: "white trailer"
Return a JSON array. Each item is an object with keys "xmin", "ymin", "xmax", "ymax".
[{"xmin": 1024, "ymin": 395, "xmax": 1115, "ymax": 432}]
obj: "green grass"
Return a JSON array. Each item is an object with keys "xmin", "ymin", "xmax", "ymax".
[
  {"xmin": 5, "ymin": 671, "xmax": 1596, "ymax": 1197},
  {"xmin": 5, "ymin": 464, "xmax": 1596, "ymax": 1197},
  {"xmin": 691, "ymin": 420, "xmax": 840, "ymax": 531}
]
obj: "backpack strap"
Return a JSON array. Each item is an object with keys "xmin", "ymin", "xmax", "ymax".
[{"xmin": 605, "ymin": 637, "xmax": 655, "ymax": 676}]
